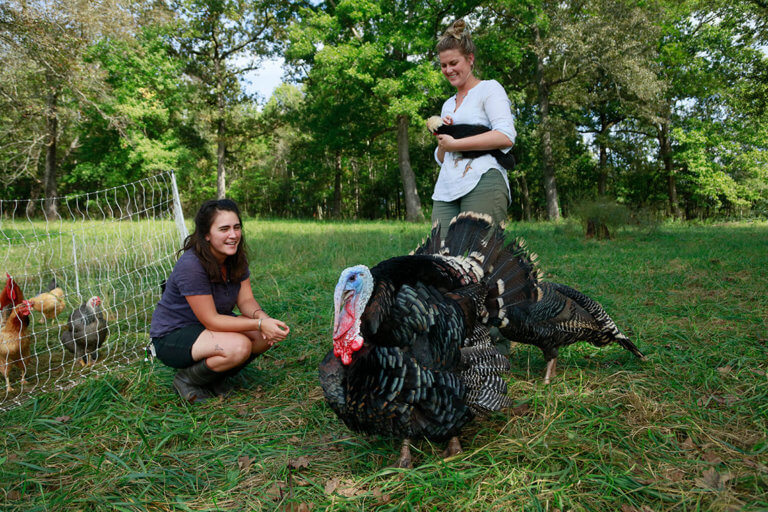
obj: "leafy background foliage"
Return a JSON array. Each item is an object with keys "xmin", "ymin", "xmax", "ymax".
[{"xmin": 1, "ymin": 0, "xmax": 766, "ymax": 220}]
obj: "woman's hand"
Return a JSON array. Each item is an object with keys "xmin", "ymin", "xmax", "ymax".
[
  {"xmin": 261, "ymin": 318, "xmax": 290, "ymax": 346},
  {"xmin": 436, "ymin": 133, "xmax": 458, "ymax": 152}
]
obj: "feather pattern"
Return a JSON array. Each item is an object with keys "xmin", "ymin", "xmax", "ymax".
[
  {"xmin": 497, "ymin": 281, "xmax": 643, "ymax": 380},
  {"xmin": 321, "ymin": 212, "xmax": 539, "ymax": 443}
]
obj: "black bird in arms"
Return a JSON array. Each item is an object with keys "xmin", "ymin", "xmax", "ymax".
[
  {"xmin": 319, "ymin": 213, "xmax": 539, "ymax": 467},
  {"xmin": 497, "ymin": 281, "xmax": 644, "ymax": 383},
  {"xmin": 426, "ymin": 116, "xmax": 516, "ymax": 170}
]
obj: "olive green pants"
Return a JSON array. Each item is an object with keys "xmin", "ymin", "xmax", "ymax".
[{"xmin": 432, "ymin": 169, "xmax": 510, "ymax": 239}]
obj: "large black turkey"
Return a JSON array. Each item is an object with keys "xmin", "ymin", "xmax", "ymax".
[
  {"xmin": 319, "ymin": 213, "xmax": 539, "ymax": 468},
  {"xmin": 496, "ymin": 280, "xmax": 644, "ymax": 384}
]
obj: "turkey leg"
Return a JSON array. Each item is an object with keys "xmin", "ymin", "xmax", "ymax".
[
  {"xmin": 543, "ymin": 358, "xmax": 557, "ymax": 384},
  {"xmin": 394, "ymin": 438, "xmax": 413, "ymax": 469},
  {"xmin": 442, "ymin": 436, "xmax": 463, "ymax": 458}
]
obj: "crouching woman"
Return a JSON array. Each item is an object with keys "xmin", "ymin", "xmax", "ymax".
[{"xmin": 150, "ymin": 199, "xmax": 289, "ymax": 403}]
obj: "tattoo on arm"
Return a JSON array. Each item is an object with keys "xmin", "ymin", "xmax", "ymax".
[{"xmin": 214, "ymin": 344, "xmax": 224, "ymax": 352}]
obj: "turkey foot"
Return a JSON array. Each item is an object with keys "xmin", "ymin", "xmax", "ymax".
[
  {"xmin": 392, "ymin": 438, "xmax": 413, "ymax": 469},
  {"xmin": 543, "ymin": 358, "xmax": 557, "ymax": 385},
  {"xmin": 442, "ymin": 436, "xmax": 463, "ymax": 458}
]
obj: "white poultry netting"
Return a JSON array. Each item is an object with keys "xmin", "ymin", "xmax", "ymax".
[{"xmin": 0, "ymin": 171, "xmax": 187, "ymax": 410}]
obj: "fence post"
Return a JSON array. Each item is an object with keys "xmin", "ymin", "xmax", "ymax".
[
  {"xmin": 170, "ymin": 171, "xmax": 188, "ymax": 244},
  {"xmin": 72, "ymin": 232, "xmax": 80, "ymax": 299}
]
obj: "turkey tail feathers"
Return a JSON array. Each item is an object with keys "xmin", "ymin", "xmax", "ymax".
[
  {"xmin": 411, "ymin": 221, "xmax": 443, "ymax": 256},
  {"xmin": 485, "ymin": 238, "xmax": 539, "ymax": 328},
  {"xmin": 617, "ymin": 336, "xmax": 645, "ymax": 359},
  {"xmin": 436, "ymin": 212, "xmax": 540, "ymax": 329},
  {"xmin": 443, "ymin": 212, "xmax": 496, "ymax": 258}
]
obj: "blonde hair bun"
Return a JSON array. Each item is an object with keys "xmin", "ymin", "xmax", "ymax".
[{"xmin": 436, "ymin": 18, "xmax": 476, "ymax": 56}]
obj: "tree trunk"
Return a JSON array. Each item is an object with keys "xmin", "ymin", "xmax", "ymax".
[
  {"xmin": 333, "ymin": 150, "xmax": 342, "ymax": 218},
  {"xmin": 352, "ymin": 159, "xmax": 360, "ymax": 219},
  {"xmin": 44, "ymin": 77, "xmax": 59, "ymax": 220},
  {"xmin": 658, "ymin": 118, "xmax": 681, "ymax": 219},
  {"xmin": 216, "ymin": 95, "xmax": 226, "ymax": 200},
  {"xmin": 533, "ymin": 25, "xmax": 560, "ymax": 221},
  {"xmin": 517, "ymin": 174, "xmax": 532, "ymax": 221},
  {"xmin": 598, "ymin": 143, "xmax": 608, "ymax": 196},
  {"xmin": 597, "ymin": 112, "xmax": 608, "ymax": 196},
  {"xmin": 396, "ymin": 115, "xmax": 424, "ymax": 222}
]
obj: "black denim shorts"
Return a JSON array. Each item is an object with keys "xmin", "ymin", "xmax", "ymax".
[{"xmin": 152, "ymin": 324, "xmax": 207, "ymax": 368}]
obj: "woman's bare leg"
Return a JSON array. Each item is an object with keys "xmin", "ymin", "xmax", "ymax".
[{"xmin": 190, "ymin": 330, "xmax": 253, "ymax": 371}]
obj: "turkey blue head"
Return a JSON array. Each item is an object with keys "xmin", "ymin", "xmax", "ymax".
[{"xmin": 332, "ymin": 265, "xmax": 373, "ymax": 365}]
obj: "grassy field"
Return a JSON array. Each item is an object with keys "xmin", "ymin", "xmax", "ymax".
[{"xmin": 1, "ymin": 219, "xmax": 766, "ymax": 511}]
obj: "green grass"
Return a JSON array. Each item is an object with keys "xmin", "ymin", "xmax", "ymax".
[{"xmin": 1, "ymin": 219, "xmax": 767, "ymax": 511}]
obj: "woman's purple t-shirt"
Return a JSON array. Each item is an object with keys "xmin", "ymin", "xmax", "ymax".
[{"xmin": 149, "ymin": 250, "xmax": 250, "ymax": 338}]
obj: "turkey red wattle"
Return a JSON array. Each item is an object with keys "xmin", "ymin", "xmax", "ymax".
[
  {"xmin": 332, "ymin": 294, "xmax": 363, "ymax": 364},
  {"xmin": 333, "ymin": 330, "xmax": 363, "ymax": 365},
  {"xmin": 332, "ymin": 265, "xmax": 374, "ymax": 366}
]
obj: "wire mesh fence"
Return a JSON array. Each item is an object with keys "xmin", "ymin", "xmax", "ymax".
[{"xmin": 0, "ymin": 171, "xmax": 187, "ymax": 410}]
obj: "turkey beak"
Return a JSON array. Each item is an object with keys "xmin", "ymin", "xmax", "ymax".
[{"xmin": 332, "ymin": 289, "xmax": 356, "ymax": 339}]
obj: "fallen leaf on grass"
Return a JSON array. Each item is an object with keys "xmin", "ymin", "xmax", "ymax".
[
  {"xmin": 7, "ymin": 453, "xmax": 19, "ymax": 462},
  {"xmin": 324, "ymin": 477, "xmax": 340, "ymax": 495},
  {"xmin": 320, "ymin": 434, "xmax": 343, "ymax": 451},
  {"xmin": 372, "ymin": 488, "xmax": 391, "ymax": 505},
  {"xmin": 681, "ymin": 437, "xmax": 696, "ymax": 450},
  {"xmin": 664, "ymin": 469, "xmax": 686, "ymax": 482},
  {"xmin": 238, "ymin": 455, "xmax": 255, "ymax": 471},
  {"xmin": 280, "ymin": 503, "xmax": 312, "ymax": 512},
  {"xmin": 717, "ymin": 366, "xmax": 732, "ymax": 375},
  {"xmin": 55, "ymin": 415, "xmax": 71, "ymax": 423},
  {"xmin": 744, "ymin": 458, "xmax": 768, "ymax": 473},
  {"xmin": 288, "ymin": 436, "xmax": 301, "ymax": 443},
  {"xmin": 750, "ymin": 368, "xmax": 766, "ymax": 377},
  {"xmin": 701, "ymin": 451, "xmax": 723, "ymax": 464},
  {"xmin": 292, "ymin": 475, "xmax": 312, "ymax": 487},
  {"xmin": 336, "ymin": 479, "xmax": 364, "ymax": 498},
  {"xmin": 695, "ymin": 468, "xmax": 733, "ymax": 490},
  {"xmin": 288, "ymin": 456, "xmax": 310, "ymax": 469},
  {"xmin": 297, "ymin": 354, "xmax": 308, "ymax": 363},
  {"xmin": 511, "ymin": 403, "xmax": 530, "ymax": 416},
  {"xmin": 324, "ymin": 477, "xmax": 364, "ymax": 497},
  {"xmin": 267, "ymin": 482, "xmax": 286, "ymax": 501},
  {"xmin": 8, "ymin": 490, "xmax": 20, "ymax": 500}
]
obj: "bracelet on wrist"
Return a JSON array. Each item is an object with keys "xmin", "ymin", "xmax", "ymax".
[
  {"xmin": 258, "ymin": 318, "xmax": 263, "ymax": 331},
  {"xmin": 252, "ymin": 308, "xmax": 263, "ymax": 319}
]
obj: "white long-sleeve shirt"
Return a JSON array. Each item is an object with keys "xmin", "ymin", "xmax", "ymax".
[{"xmin": 431, "ymin": 80, "xmax": 517, "ymax": 202}]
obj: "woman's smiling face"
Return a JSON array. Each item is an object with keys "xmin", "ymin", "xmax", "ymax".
[
  {"xmin": 439, "ymin": 48, "xmax": 474, "ymax": 89},
  {"xmin": 205, "ymin": 209, "xmax": 241, "ymax": 263}
]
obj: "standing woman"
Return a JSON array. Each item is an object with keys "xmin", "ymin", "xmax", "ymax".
[
  {"xmin": 431, "ymin": 19, "xmax": 517, "ymax": 238},
  {"xmin": 150, "ymin": 199, "xmax": 290, "ymax": 403}
]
